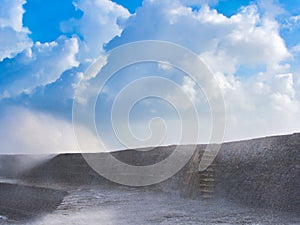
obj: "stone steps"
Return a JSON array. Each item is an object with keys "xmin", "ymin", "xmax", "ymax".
[{"xmin": 198, "ymin": 158, "xmax": 217, "ymax": 199}]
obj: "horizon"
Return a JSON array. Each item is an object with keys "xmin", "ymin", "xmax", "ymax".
[{"xmin": 0, "ymin": 131, "xmax": 299, "ymax": 155}]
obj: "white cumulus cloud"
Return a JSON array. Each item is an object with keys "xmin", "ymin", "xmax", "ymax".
[
  {"xmin": 61, "ymin": 0, "xmax": 130, "ymax": 61},
  {"xmin": 0, "ymin": 36, "xmax": 79, "ymax": 98},
  {"xmin": 0, "ymin": 0, "xmax": 32, "ymax": 61},
  {"xmin": 105, "ymin": 0, "xmax": 299, "ymax": 142}
]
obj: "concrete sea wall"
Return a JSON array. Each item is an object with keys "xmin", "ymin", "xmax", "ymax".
[{"xmin": 3, "ymin": 133, "xmax": 299, "ymax": 212}]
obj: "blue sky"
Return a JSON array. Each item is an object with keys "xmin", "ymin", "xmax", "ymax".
[{"xmin": 0, "ymin": 0, "xmax": 299, "ymax": 153}]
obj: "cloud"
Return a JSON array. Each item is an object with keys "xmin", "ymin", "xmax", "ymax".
[
  {"xmin": 107, "ymin": 1, "xmax": 290, "ymax": 73},
  {"xmin": 0, "ymin": 106, "xmax": 77, "ymax": 154},
  {"xmin": 181, "ymin": 76, "xmax": 197, "ymax": 104},
  {"xmin": 291, "ymin": 44, "xmax": 300, "ymax": 53},
  {"xmin": 0, "ymin": 36, "xmax": 79, "ymax": 98},
  {"xmin": 157, "ymin": 61, "xmax": 173, "ymax": 71},
  {"xmin": 0, "ymin": 0, "xmax": 299, "ymax": 154},
  {"xmin": 0, "ymin": 0, "xmax": 134, "ymax": 154},
  {"xmin": 0, "ymin": 106, "xmax": 107, "ymax": 154},
  {"xmin": 215, "ymin": 71, "xmax": 300, "ymax": 141},
  {"xmin": 104, "ymin": 0, "xmax": 299, "ymax": 142},
  {"xmin": 0, "ymin": 0, "xmax": 32, "ymax": 61},
  {"xmin": 175, "ymin": 0, "xmax": 219, "ymax": 7},
  {"xmin": 61, "ymin": 0, "xmax": 130, "ymax": 61},
  {"xmin": 282, "ymin": 15, "xmax": 300, "ymax": 31},
  {"xmin": 0, "ymin": 0, "xmax": 25, "ymax": 31},
  {"xmin": 216, "ymin": 11, "xmax": 290, "ymax": 68},
  {"xmin": 0, "ymin": 0, "xmax": 130, "ymax": 118},
  {"xmin": 257, "ymin": 0, "xmax": 286, "ymax": 19}
]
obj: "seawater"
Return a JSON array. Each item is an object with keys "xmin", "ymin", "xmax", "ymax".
[{"xmin": 1, "ymin": 186, "xmax": 298, "ymax": 225}]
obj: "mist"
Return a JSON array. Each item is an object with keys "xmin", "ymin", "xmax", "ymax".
[{"xmin": 0, "ymin": 154, "xmax": 54, "ymax": 178}]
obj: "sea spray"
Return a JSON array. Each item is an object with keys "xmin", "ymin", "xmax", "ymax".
[{"xmin": 0, "ymin": 154, "xmax": 56, "ymax": 178}]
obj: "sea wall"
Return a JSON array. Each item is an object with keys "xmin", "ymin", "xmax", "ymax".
[
  {"xmin": 2, "ymin": 133, "xmax": 299, "ymax": 212},
  {"xmin": 215, "ymin": 133, "xmax": 300, "ymax": 211}
]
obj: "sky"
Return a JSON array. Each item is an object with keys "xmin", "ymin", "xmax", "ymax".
[{"xmin": 0, "ymin": 0, "xmax": 300, "ymax": 154}]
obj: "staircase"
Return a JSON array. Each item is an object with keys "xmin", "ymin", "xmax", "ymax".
[
  {"xmin": 182, "ymin": 149, "xmax": 218, "ymax": 199},
  {"xmin": 198, "ymin": 160, "xmax": 216, "ymax": 199}
]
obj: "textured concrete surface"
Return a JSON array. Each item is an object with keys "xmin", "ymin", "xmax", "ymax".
[
  {"xmin": 1, "ymin": 133, "xmax": 299, "ymax": 216},
  {"xmin": 0, "ymin": 183, "xmax": 67, "ymax": 221},
  {"xmin": 215, "ymin": 133, "xmax": 300, "ymax": 211}
]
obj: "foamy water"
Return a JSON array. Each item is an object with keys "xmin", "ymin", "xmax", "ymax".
[
  {"xmin": 0, "ymin": 216, "xmax": 7, "ymax": 221},
  {"xmin": 1, "ymin": 186, "xmax": 298, "ymax": 225},
  {"xmin": 0, "ymin": 178, "xmax": 19, "ymax": 184}
]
